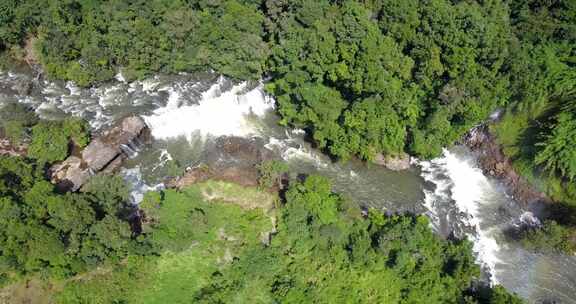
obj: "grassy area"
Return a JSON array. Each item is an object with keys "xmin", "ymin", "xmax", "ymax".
[{"xmin": 52, "ymin": 182, "xmax": 275, "ymax": 304}]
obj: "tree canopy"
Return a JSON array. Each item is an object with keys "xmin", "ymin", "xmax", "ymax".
[
  {"xmin": 54, "ymin": 176, "xmax": 522, "ymax": 303},
  {"xmin": 0, "ymin": 156, "xmax": 145, "ymax": 284},
  {"xmin": 1, "ymin": 0, "xmax": 574, "ymax": 165}
]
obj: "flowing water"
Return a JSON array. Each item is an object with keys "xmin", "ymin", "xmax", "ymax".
[{"xmin": 1, "ymin": 68, "xmax": 576, "ymax": 303}]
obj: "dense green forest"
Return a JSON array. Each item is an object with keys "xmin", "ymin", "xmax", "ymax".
[
  {"xmin": 55, "ymin": 176, "xmax": 522, "ymax": 303},
  {"xmin": 1, "ymin": 0, "xmax": 568, "ymax": 249},
  {"xmin": 0, "ymin": 156, "xmax": 149, "ymax": 285},
  {"xmin": 0, "ymin": 0, "xmax": 574, "ymax": 300}
]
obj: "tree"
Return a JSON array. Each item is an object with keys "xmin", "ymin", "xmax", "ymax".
[
  {"xmin": 257, "ymin": 160, "xmax": 289, "ymax": 189},
  {"xmin": 0, "ymin": 103, "xmax": 38, "ymax": 143},
  {"xmin": 536, "ymin": 111, "xmax": 576, "ymax": 181},
  {"xmin": 27, "ymin": 118, "xmax": 89, "ymax": 163}
]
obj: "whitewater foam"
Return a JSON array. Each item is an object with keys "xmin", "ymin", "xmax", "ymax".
[
  {"xmin": 419, "ymin": 148, "xmax": 503, "ymax": 284},
  {"xmin": 143, "ymin": 80, "xmax": 275, "ymax": 141},
  {"xmin": 121, "ymin": 166, "xmax": 165, "ymax": 205}
]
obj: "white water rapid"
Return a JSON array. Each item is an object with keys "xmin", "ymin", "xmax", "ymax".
[
  {"xmin": 419, "ymin": 148, "xmax": 509, "ymax": 283},
  {"xmin": 419, "ymin": 148, "xmax": 576, "ymax": 303},
  {"xmin": 143, "ymin": 77, "xmax": 274, "ymax": 141}
]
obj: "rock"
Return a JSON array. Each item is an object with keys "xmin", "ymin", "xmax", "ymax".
[
  {"xmin": 50, "ymin": 116, "xmax": 149, "ymax": 192},
  {"xmin": 495, "ymin": 162, "xmax": 506, "ymax": 175},
  {"xmin": 50, "ymin": 156, "xmax": 91, "ymax": 192},
  {"xmin": 0, "ymin": 138, "xmax": 27, "ymax": 157},
  {"xmin": 210, "ymin": 136, "xmax": 275, "ymax": 166},
  {"xmin": 373, "ymin": 153, "xmax": 411, "ymax": 171},
  {"xmin": 462, "ymin": 124, "xmax": 552, "ymax": 206},
  {"xmin": 166, "ymin": 164, "xmax": 260, "ymax": 190},
  {"xmin": 82, "ymin": 139, "xmax": 119, "ymax": 171}
]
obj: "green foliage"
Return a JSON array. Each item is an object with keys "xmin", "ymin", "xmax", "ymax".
[
  {"xmin": 485, "ymin": 1, "xmax": 576, "ymax": 241},
  {"xmin": 2, "ymin": 0, "xmax": 268, "ymax": 86},
  {"xmin": 27, "ymin": 118, "xmax": 89, "ymax": 163},
  {"xmin": 192, "ymin": 175, "xmax": 508, "ymax": 303},
  {"xmin": 488, "ymin": 285, "xmax": 525, "ymax": 304},
  {"xmin": 519, "ymin": 220, "xmax": 576, "ymax": 254},
  {"xmin": 257, "ymin": 160, "xmax": 288, "ymax": 188},
  {"xmin": 266, "ymin": 0, "xmax": 511, "ymax": 160},
  {"xmin": 51, "ymin": 177, "xmax": 523, "ymax": 303},
  {"xmin": 0, "ymin": 155, "xmax": 142, "ymax": 285},
  {"xmin": 58, "ymin": 181, "xmax": 273, "ymax": 303},
  {"xmin": 536, "ymin": 111, "xmax": 576, "ymax": 181}
]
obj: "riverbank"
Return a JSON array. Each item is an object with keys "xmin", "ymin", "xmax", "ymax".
[{"xmin": 462, "ymin": 125, "xmax": 552, "ymax": 208}]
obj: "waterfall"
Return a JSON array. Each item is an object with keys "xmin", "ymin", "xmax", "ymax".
[
  {"xmin": 143, "ymin": 78, "xmax": 275, "ymax": 141},
  {"xmin": 4, "ymin": 68, "xmax": 576, "ymax": 302},
  {"xmin": 418, "ymin": 148, "xmax": 507, "ymax": 284}
]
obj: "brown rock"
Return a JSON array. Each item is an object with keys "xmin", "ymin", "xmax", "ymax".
[
  {"xmin": 0, "ymin": 138, "xmax": 27, "ymax": 157},
  {"xmin": 461, "ymin": 124, "xmax": 552, "ymax": 206},
  {"xmin": 82, "ymin": 139, "xmax": 119, "ymax": 171},
  {"xmin": 50, "ymin": 156, "xmax": 91, "ymax": 192},
  {"xmin": 166, "ymin": 164, "xmax": 260, "ymax": 190},
  {"xmin": 495, "ymin": 162, "xmax": 506, "ymax": 174},
  {"xmin": 50, "ymin": 116, "xmax": 148, "ymax": 192},
  {"xmin": 373, "ymin": 153, "xmax": 411, "ymax": 171}
]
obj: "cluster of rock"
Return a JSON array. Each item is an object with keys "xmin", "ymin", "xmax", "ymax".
[
  {"xmin": 0, "ymin": 138, "xmax": 27, "ymax": 157},
  {"xmin": 462, "ymin": 124, "xmax": 550, "ymax": 205},
  {"xmin": 166, "ymin": 136, "xmax": 275, "ymax": 189},
  {"xmin": 373, "ymin": 152, "xmax": 411, "ymax": 171},
  {"xmin": 50, "ymin": 116, "xmax": 149, "ymax": 192}
]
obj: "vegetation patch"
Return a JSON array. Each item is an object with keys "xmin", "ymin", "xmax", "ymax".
[
  {"xmin": 53, "ymin": 177, "xmax": 521, "ymax": 303},
  {"xmin": 198, "ymin": 180, "xmax": 277, "ymax": 211}
]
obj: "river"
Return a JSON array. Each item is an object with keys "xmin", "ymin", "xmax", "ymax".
[{"xmin": 1, "ymin": 69, "xmax": 576, "ymax": 303}]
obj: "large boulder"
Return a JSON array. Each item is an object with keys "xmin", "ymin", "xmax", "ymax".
[
  {"xmin": 373, "ymin": 153, "xmax": 411, "ymax": 171},
  {"xmin": 50, "ymin": 116, "xmax": 148, "ymax": 192},
  {"xmin": 81, "ymin": 139, "xmax": 119, "ymax": 171}
]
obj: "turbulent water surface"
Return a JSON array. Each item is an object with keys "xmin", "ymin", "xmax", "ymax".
[{"xmin": 1, "ymin": 69, "xmax": 576, "ymax": 303}]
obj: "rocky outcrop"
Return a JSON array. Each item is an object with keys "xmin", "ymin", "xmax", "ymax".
[
  {"xmin": 373, "ymin": 152, "xmax": 411, "ymax": 171},
  {"xmin": 166, "ymin": 165, "xmax": 260, "ymax": 190},
  {"xmin": 50, "ymin": 116, "xmax": 149, "ymax": 192},
  {"xmin": 208, "ymin": 136, "xmax": 275, "ymax": 167},
  {"xmin": 165, "ymin": 136, "xmax": 276, "ymax": 190},
  {"xmin": 0, "ymin": 138, "xmax": 27, "ymax": 157},
  {"xmin": 462, "ymin": 125, "xmax": 551, "ymax": 205}
]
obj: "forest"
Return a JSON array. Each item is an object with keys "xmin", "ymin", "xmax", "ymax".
[
  {"xmin": 1, "ymin": 0, "xmax": 574, "ymax": 195},
  {"xmin": 0, "ymin": 0, "xmax": 574, "ymax": 301},
  {"xmin": 0, "ymin": 146, "xmax": 524, "ymax": 303}
]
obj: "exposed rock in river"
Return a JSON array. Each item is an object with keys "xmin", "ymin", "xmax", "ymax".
[
  {"xmin": 373, "ymin": 152, "xmax": 411, "ymax": 171},
  {"xmin": 0, "ymin": 138, "xmax": 27, "ymax": 157},
  {"xmin": 462, "ymin": 124, "xmax": 551, "ymax": 206},
  {"xmin": 50, "ymin": 116, "xmax": 149, "ymax": 192},
  {"xmin": 166, "ymin": 165, "xmax": 261, "ymax": 190},
  {"xmin": 166, "ymin": 136, "xmax": 277, "ymax": 190}
]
